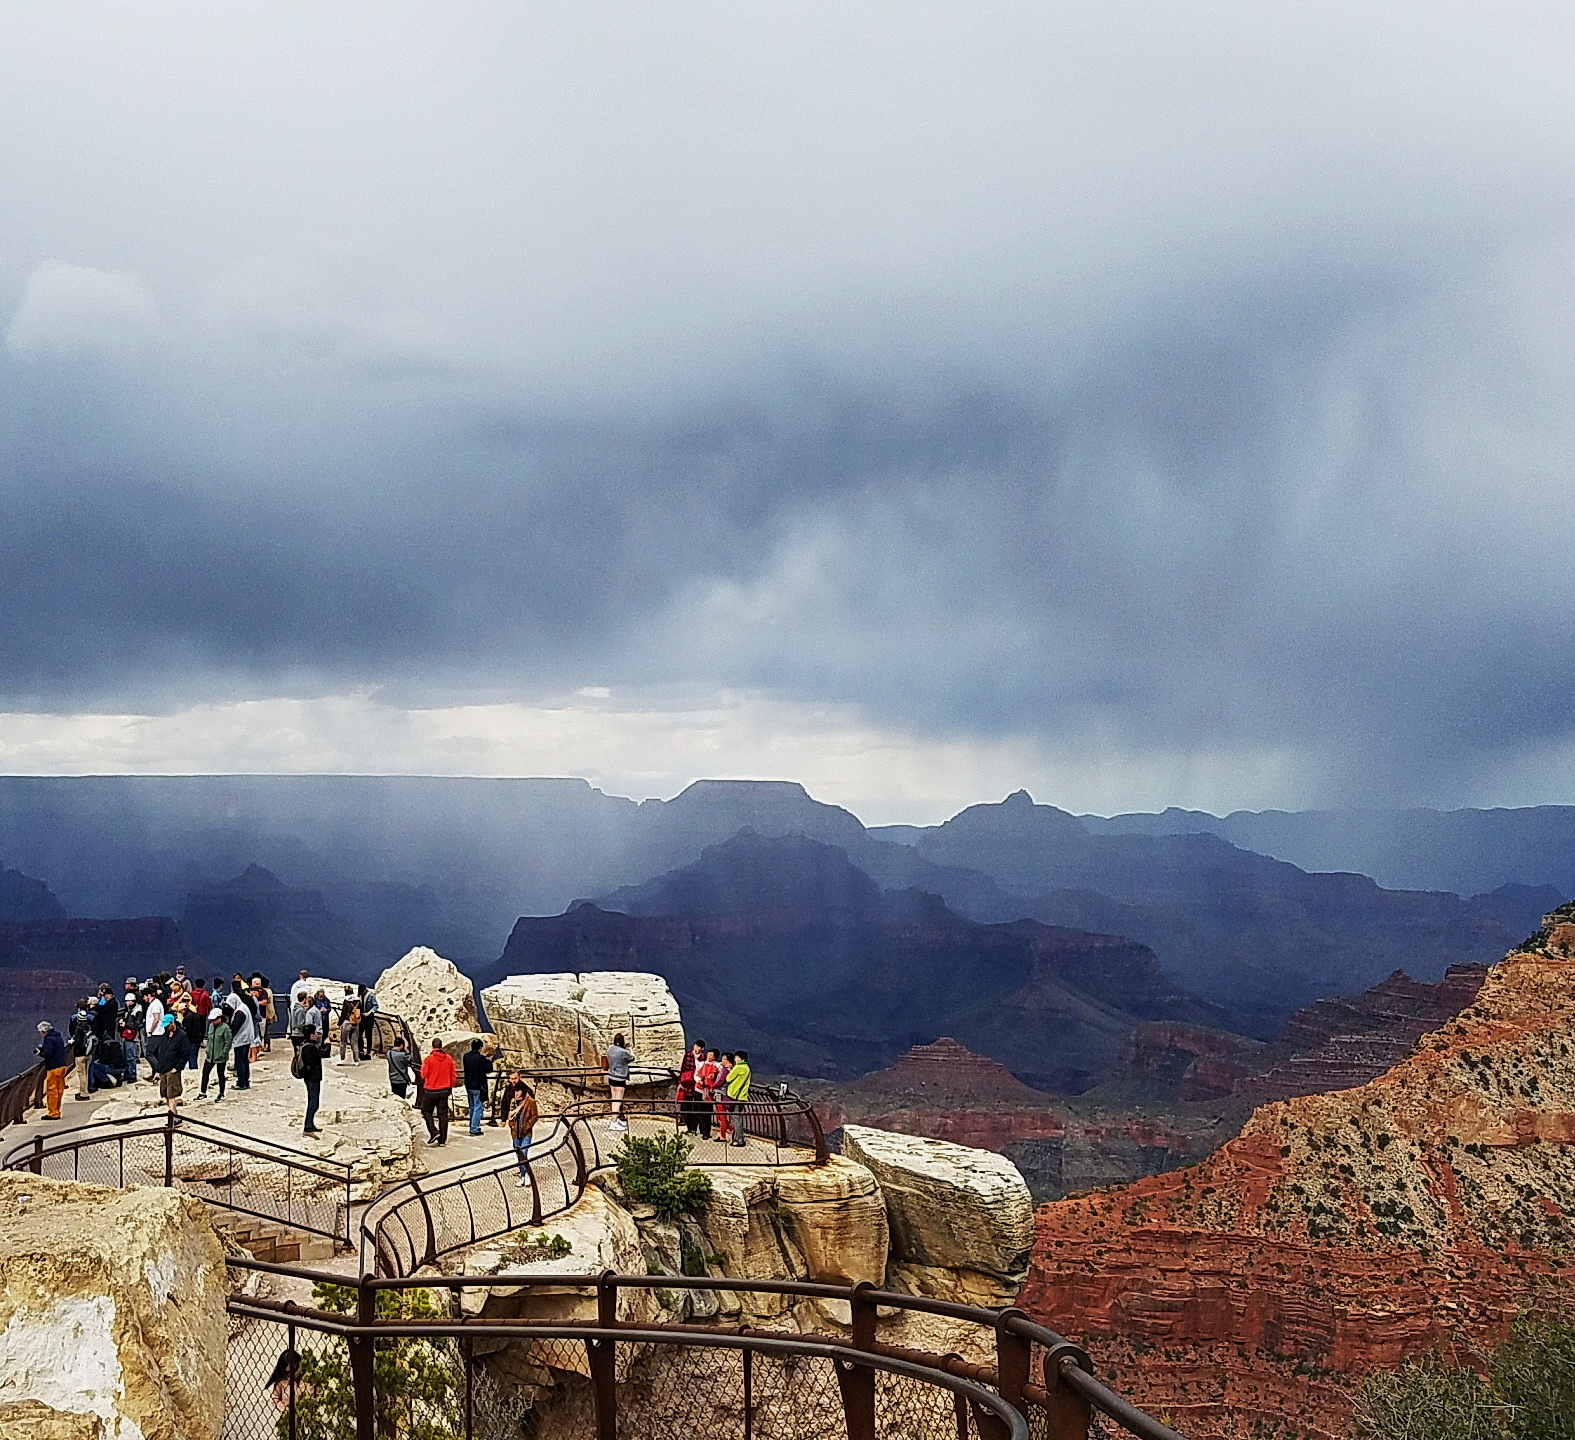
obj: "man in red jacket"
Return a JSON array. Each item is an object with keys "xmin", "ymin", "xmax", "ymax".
[{"xmin": 419, "ymin": 1038, "xmax": 457, "ymax": 1146}]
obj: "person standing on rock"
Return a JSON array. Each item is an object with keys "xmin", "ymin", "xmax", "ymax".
[
  {"xmin": 146, "ymin": 1013, "xmax": 190, "ymax": 1118},
  {"xmin": 604, "ymin": 1033, "xmax": 632, "ymax": 1132},
  {"xmin": 694, "ymin": 1048, "xmax": 722, "ymax": 1142},
  {"xmin": 357, "ymin": 984, "xmax": 378, "ymax": 1062},
  {"xmin": 462, "ymin": 1038, "xmax": 493, "ymax": 1136},
  {"xmin": 251, "ymin": 976, "xmax": 275, "ymax": 1054},
  {"xmin": 296, "ymin": 1022, "xmax": 331, "ymax": 1134},
  {"xmin": 336, "ymin": 988, "xmax": 361, "ymax": 1066},
  {"xmin": 288, "ymin": 991, "xmax": 314, "ymax": 1053},
  {"xmin": 223, "ymin": 982, "xmax": 257, "ymax": 1090},
  {"xmin": 386, "ymin": 1033, "xmax": 414, "ymax": 1100},
  {"xmin": 181, "ymin": 992, "xmax": 205, "ymax": 1072},
  {"xmin": 676, "ymin": 1039, "xmax": 704, "ymax": 1134},
  {"xmin": 418, "ymin": 1038, "xmax": 456, "ymax": 1146},
  {"xmin": 503, "ymin": 1070, "xmax": 538, "ymax": 1186},
  {"xmin": 36, "ymin": 1020, "xmax": 68, "ymax": 1119},
  {"xmin": 68, "ymin": 997, "xmax": 96, "ymax": 1102},
  {"xmin": 724, "ymin": 1050, "xmax": 752, "ymax": 1147},
  {"xmin": 199, "ymin": 1005, "xmax": 234, "ymax": 1103}
]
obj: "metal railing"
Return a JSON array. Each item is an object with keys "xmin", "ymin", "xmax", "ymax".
[
  {"xmin": 2, "ymin": 1110, "xmax": 356, "ymax": 1247},
  {"xmin": 0, "ymin": 1063, "xmax": 45, "ymax": 1131},
  {"xmin": 0, "ymin": 1084, "xmax": 1187, "ymax": 1438},
  {"xmin": 361, "ymin": 1091, "xmax": 829, "ymax": 1277},
  {"xmin": 224, "ymin": 1260, "xmax": 1189, "ymax": 1440}
]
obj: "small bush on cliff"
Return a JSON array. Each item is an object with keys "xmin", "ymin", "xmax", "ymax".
[
  {"xmin": 279, "ymin": 1283, "xmax": 457, "ymax": 1440},
  {"xmin": 614, "ymin": 1132, "xmax": 713, "ymax": 1219},
  {"xmin": 1354, "ymin": 1305, "xmax": 1575, "ymax": 1440}
]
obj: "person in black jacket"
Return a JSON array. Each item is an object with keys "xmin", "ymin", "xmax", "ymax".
[
  {"xmin": 145, "ymin": 1014, "xmax": 191, "ymax": 1117},
  {"xmin": 462, "ymin": 1039, "xmax": 493, "ymax": 1136},
  {"xmin": 296, "ymin": 1023, "xmax": 331, "ymax": 1135},
  {"xmin": 36, "ymin": 1021, "xmax": 68, "ymax": 1119}
]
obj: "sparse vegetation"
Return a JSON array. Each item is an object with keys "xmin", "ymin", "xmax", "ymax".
[
  {"xmin": 613, "ymin": 1132, "xmax": 713, "ymax": 1219},
  {"xmin": 1354, "ymin": 1303, "xmax": 1575, "ymax": 1440}
]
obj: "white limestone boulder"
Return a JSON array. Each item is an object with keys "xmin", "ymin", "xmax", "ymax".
[
  {"xmin": 841, "ymin": 1125, "xmax": 1033, "ymax": 1282},
  {"xmin": 374, "ymin": 947, "xmax": 479, "ymax": 1039},
  {"xmin": 482, "ymin": 972, "xmax": 685, "ymax": 1072},
  {"xmin": 0, "ymin": 1172, "xmax": 227, "ymax": 1440}
]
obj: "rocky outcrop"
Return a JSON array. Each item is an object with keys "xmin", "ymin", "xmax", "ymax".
[
  {"xmin": 842, "ymin": 1125, "xmax": 1032, "ymax": 1306},
  {"xmin": 373, "ymin": 946, "xmax": 479, "ymax": 1039},
  {"xmin": 1020, "ymin": 906, "xmax": 1575, "ymax": 1440},
  {"xmin": 0, "ymin": 1172, "xmax": 226, "ymax": 1440},
  {"xmin": 481, "ymin": 971, "xmax": 685, "ymax": 1073}
]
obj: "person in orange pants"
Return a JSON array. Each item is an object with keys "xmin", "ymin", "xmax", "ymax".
[{"xmin": 36, "ymin": 1020, "xmax": 69, "ymax": 1119}]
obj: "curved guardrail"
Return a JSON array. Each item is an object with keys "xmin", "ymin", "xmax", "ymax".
[
  {"xmin": 225, "ymin": 1259, "xmax": 1189, "ymax": 1440},
  {"xmin": 360, "ymin": 1089, "xmax": 829, "ymax": 1276},
  {"xmin": 1, "ymin": 1090, "xmax": 1187, "ymax": 1437}
]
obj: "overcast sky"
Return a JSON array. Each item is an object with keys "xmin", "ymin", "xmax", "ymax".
[{"xmin": 3, "ymin": 2, "xmax": 1575, "ymax": 822}]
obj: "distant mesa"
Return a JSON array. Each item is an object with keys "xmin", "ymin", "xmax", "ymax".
[
  {"xmin": 850, "ymin": 1037, "xmax": 1051, "ymax": 1106},
  {"xmin": 0, "ymin": 863, "xmax": 66, "ymax": 923}
]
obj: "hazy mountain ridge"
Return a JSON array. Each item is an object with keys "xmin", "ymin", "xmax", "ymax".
[{"xmin": 479, "ymin": 831, "xmax": 1222, "ymax": 1088}]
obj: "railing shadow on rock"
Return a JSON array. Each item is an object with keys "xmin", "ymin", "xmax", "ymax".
[
  {"xmin": 361, "ymin": 1090, "xmax": 829, "ymax": 1277},
  {"xmin": 225, "ymin": 1259, "xmax": 1189, "ymax": 1440}
]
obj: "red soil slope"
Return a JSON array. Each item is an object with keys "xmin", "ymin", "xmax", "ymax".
[{"xmin": 1022, "ymin": 909, "xmax": 1575, "ymax": 1440}]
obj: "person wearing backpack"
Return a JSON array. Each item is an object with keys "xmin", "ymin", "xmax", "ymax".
[
  {"xmin": 502, "ymin": 1070, "xmax": 538, "ymax": 1186},
  {"xmin": 336, "ymin": 988, "xmax": 361, "ymax": 1066},
  {"xmin": 199, "ymin": 1007, "xmax": 234, "ymax": 1103},
  {"xmin": 68, "ymin": 999, "xmax": 96, "ymax": 1101},
  {"xmin": 357, "ymin": 984, "xmax": 379, "ymax": 1061}
]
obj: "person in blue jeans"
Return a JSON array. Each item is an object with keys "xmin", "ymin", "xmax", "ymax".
[
  {"xmin": 462, "ymin": 1039, "xmax": 493, "ymax": 1136},
  {"xmin": 297, "ymin": 1023, "xmax": 330, "ymax": 1134},
  {"xmin": 502, "ymin": 1071, "xmax": 538, "ymax": 1186}
]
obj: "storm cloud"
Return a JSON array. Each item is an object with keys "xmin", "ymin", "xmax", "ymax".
[{"xmin": 3, "ymin": 2, "xmax": 1575, "ymax": 812}]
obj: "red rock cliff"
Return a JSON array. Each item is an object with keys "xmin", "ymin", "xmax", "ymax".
[{"xmin": 1022, "ymin": 909, "xmax": 1575, "ymax": 1440}]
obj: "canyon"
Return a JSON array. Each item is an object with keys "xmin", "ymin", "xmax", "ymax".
[
  {"xmin": 1020, "ymin": 902, "xmax": 1575, "ymax": 1440},
  {"xmin": 480, "ymin": 830, "xmax": 1221, "ymax": 1086}
]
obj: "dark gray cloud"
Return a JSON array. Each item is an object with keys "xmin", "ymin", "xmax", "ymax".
[{"xmin": 3, "ymin": 3, "xmax": 1575, "ymax": 807}]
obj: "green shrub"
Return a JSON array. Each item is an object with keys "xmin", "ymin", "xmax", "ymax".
[
  {"xmin": 613, "ymin": 1132, "xmax": 713, "ymax": 1219},
  {"xmin": 1354, "ymin": 1304, "xmax": 1575, "ymax": 1440},
  {"xmin": 280, "ymin": 1283, "xmax": 457, "ymax": 1440}
]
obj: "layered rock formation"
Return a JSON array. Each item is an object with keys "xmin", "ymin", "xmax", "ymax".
[
  {"xmin": 374, "ymin": 945, "xmax": 479, "ymax": 1037},
  {"xmin": 884, "ymin": 790, "xmax": 1531, "ymax": 1033},
  {"xmin": 843, "ymin": 1124, "xmax": 1033, "ymax": 1306},
  {"xmin": 1021, "ymin": 905, "xmax": 1575, "ymax": 1440},
  {"xmin": 481, "ymin": 971, "xmax": 685, "ymax": 1073},
  {"xmin": 0, "ymin": 1172, "xmax": 227, "ymax": 1440},
  {"xmin": 482, "ymin": 832, "xmax": 1222, "ymax": 1087}
]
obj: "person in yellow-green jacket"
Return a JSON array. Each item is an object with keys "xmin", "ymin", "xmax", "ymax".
[{"xmin": 723, "ymin": 1050, "xmax": 751, "ymax": 1147}]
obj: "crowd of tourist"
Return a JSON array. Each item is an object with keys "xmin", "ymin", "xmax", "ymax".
[
  {"xmin": 32, "ymin": 965, "xmax": 280, "ymax": 1120},
  {"xmin": 30, "ymin": 973, "xmax": 750, "ymax": 1185}
]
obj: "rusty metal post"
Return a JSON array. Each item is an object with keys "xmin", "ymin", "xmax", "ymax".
[
  {"xmin": 743, "ymin": 1346, "xmax": 754, "ymax": 1440},
  {"xmin": 464, "ymin": 1334, "xmax": 474, "ymax": 1440},
  {"xmin": 29, "ymin": 1134, "xmax": 42, "ymax": 1176},
  {"xmin": 163, "ymin": 1113, "xmax": 174, "ymax": 1187},
  {"xmin": 835, "ymin": 1282, "xmax": 878, "ymax": 1440},
  {"xmin": 1037, "ymin": 1341, "xmax": 1094, "ymax": 1440},
  {"xmin": 349, "ymin": 1276, "xmax": 377, "ymax": 1440},
  {"xmin": 588, "ymin": 1271, "xmax": 618, "ymax": 1440},
  {"xmin": 994, "ymin": 1309, "xmax": 1032, "ymax": 1417},
  {"xmin": 287, "ymin": 1321, "xmax": 298, "ymax": 1440}
]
